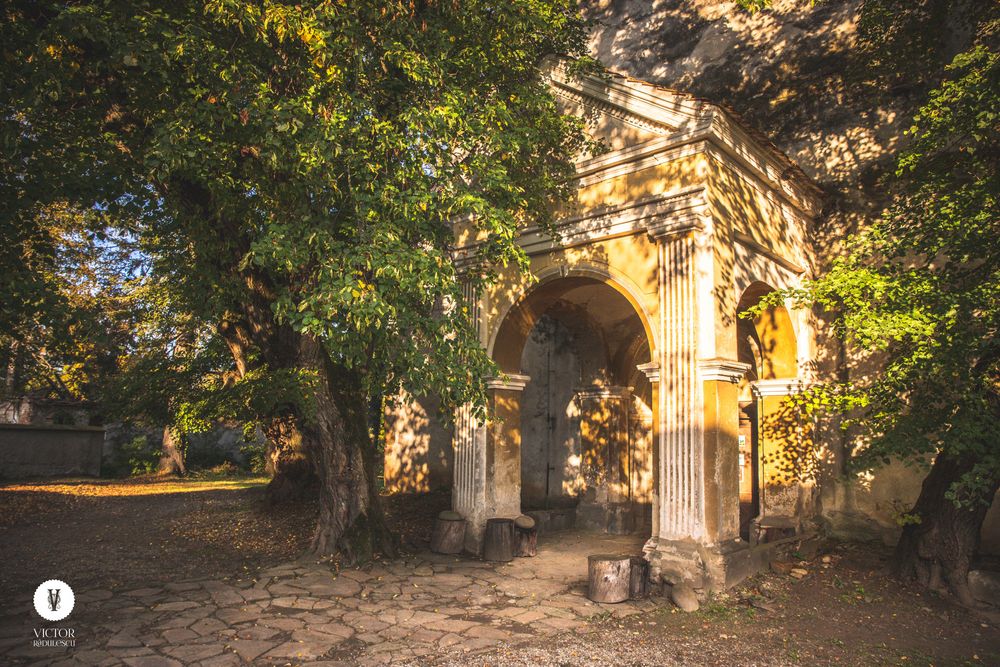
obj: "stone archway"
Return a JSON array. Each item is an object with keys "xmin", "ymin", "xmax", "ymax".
[
  {"xmin": 735, "ymin": 282, "xmax": 803, "ymax": 542},
  {"xmin": 483, "ymin": 274, "xmax": 656, "ymax": 540},
  {"xmin": 391, "ymin": 65, "xmax": 825, "ymax": 582}
]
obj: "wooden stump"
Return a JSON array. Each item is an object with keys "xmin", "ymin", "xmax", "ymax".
[
  {"xmin": 587, "ymin": 554, "xmax": 631, "ymax": 603},
  {"xmin": 483, "ymin": 518, "xmax": 515, "ymax": 562},
  {"xmin": 514, "ymin": 515, "xmax": 537, "ymax": 558},
  {"xmin": 629, "ymin": 556, "xmax": 650, "ymax": 599},
  {"xmin": 430, "ymin": 511, "xmax": 466, "ymax": 554}
]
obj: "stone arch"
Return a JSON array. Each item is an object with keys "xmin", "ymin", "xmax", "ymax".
[
  {"xmin": 736, "ymin": 281, "xmax": 797, "ymax": 381},
  {"xmin": 488, "ymin": 269, "xmax": 657, "ymax": 535},
  {"xmin": 735, "ymin": 281, "xmax": 804, "ymax": 540},
  {"xmin": 488, "ymin": 265, "xmax": 656, "ymax": 375}
]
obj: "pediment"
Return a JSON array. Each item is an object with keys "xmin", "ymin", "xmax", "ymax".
[
  {"xmin": 545, "ymin": 62, "xmax": 821, "ymax": 218},
  {"xmin": 547, "ymin": 63, "xmax": 714, "ymax": 152}
]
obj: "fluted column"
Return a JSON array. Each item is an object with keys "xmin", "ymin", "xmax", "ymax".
[
  {"xmin": 651, "ymin": 221, "xmax": 705, "ymax": 542},
  {"xmin": 452, "ymin": 280, "xmax": 486, "ymax": 550},
  {"xmin": 636, "ymin": 361, "xmax": 661, "ymax": 549}
]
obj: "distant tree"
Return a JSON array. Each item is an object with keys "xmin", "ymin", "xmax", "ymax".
[
  {"xmin": 0, "ymin": 203, "xmax": 136, "ymax": 408},
  {"xmin": 753, "ymin": 15, "xmax": 999, "ymax": 604},
  {"xmin": 2, "ymin": 1, "xmax": 593, "ymax": 559}
]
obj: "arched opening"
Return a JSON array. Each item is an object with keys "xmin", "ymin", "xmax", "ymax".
[
  {"xmin": 736, "ymin": 282, "xmax": 798, "ymax": 540},
  {"xmin": 492, "ymin": 275, "xmax": 655, "ymax": 537}
]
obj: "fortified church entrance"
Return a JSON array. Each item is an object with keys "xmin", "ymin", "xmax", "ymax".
[{"xmin": 384, "ymin": 63, "xmax": 822, "ymax": 591}]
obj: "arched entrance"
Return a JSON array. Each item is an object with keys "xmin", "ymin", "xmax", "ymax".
[
  {"xmin": 736, "ymin": 282, "xmax": 799, "ymax": 541},
  {"xmin": 491, "ymin": 275, "xmax": 656, "ymax": 537}
]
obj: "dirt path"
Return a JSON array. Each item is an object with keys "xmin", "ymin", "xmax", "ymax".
[
  {"xmin": 444, "ymin": 542, "xmax": 1000, "ymax": 666},
  {"xmin": 0, "ymin": 476, "xmax": 315, "ymax": 596},
  {"xmin": 1, "ymin": 479, "xmax": 997, "ymax": 665}
]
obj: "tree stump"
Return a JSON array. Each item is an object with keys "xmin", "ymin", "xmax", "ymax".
[
  {"xmin": 483, "ymin": 518, "xmax": 515, "ymax": 562},
  {"xmin": 514, "ymin": 515, "xmax": 537, "ymax": 557},
  {"xmin": 587, "ymin": 554, "xmax": 631, "ymax": 603},
  {"xmin": 430, "ymin": 510, "xmax": 466, "ymax": 554},
  {"xmin": 629, "ymin": 556, "xmax": 650, "ymax": 599}
]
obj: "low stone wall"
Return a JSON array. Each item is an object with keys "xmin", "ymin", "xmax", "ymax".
[{"xmin": 0, "ymin": 424, "xmax": 103, "ymax": 478}]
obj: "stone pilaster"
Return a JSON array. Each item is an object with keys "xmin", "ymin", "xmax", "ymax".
[
  {"xmin": 699, "ymin": 359, "xmax": 751, "ymax": 545},
  {"xmin": 452, "ymin": 280, "xmax": 486, "ymax": 552},
  {"xmin": 655, "ymin": 229, "xmax": 705, "ymax": 542},
  {"xmin": 636, "ymin": 362, "xmax": 660, "ymax": 550},
  {"xmin": 750, "ymin": 378, "xmax": 814, "ymax": 530}
]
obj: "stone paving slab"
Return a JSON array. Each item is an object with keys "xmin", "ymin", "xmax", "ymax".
[{"xmin": 0, "ymin": 532, "xmax": 663, "ymax": 665}]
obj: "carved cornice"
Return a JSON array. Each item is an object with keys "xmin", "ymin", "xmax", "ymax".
[
  {"xmin": 516, "ymin": 186, "xmax": 707, "ymax": 255},
  {"xmin": 546, "ymin": 61, "xmax": 821, "ymax": 219},
  {"xmin": 636, "ymin": 362, "xmax": 661, "ymax": 383},
  {"xmin": 751, "ymin": 378, "xmax": 811, "ymax": 398},
  {"xmin": 552, "ymin": 86, "xmax": 675, "ymax": 138},
  {"xmin": 733, "ymin": 233, "xmax": 806, "ymax": 275},
  {"xmin": 487, "ymin": 374, "xmax": 531, "ymax": 392},
  {"xmin": 574, "ymin": 386, "xmax": 630, "ymax": 400},
  {"xmin": 698, "ymin": 359, "xmax": 752, "ymax": 383},
  {"xmin": 646, "ymin": 211, "xmax": 706, "ymax": 241}
]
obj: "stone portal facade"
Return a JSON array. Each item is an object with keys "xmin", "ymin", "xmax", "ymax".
[{"xmin": 385, "ymin": 66, "xmax": 822, "ymax": 591}]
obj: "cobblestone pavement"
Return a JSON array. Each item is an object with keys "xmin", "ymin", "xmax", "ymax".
[{"xmin": 1, "ymin": 532, "xmax": 660, "ymax": 665}]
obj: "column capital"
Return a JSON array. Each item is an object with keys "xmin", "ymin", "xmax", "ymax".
[
  {"xmin": 646, "ymin": 213, "xmax": 705, "ymax": 241},
  {"xmin": 751, "ymin": 378, "xmax": 811, "ymax": 398},
  {"xmin": 698, "ymin": 358, "xmax": 752, "ymax": 384},
  {"xmin": 643, "ymin": 186, "xmax": 707, "ymax": 241},
  {"xmin": 487, "ymin": 374, "xmax": 530, "ymax": 391},
  {"xmin": 636, "ymin": 361, "xmax": 661, "ymax": 383},
  {"xmin": 574, "ymin": 385, "xmax": 629, "ymax": 401}
]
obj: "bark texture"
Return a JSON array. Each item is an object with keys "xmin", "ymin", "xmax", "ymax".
[
  {"xmin": 264, "ymin": 416, "xmax": 318, "ymax": 504},
  {"xmin": 157, "ymin": 426, "xmax": 187, "ymax": 476},
  {"xmin": 295, "ymin": 337, "xmax": 395, "ymax": 561},
  {"xmin": 891, "ymin": 451, "xmax": 999, "ymax": 606}
]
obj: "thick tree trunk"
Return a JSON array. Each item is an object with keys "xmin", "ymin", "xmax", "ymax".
[
  {"xmin": 891, "ymin": 451, "xmax": 999, "ymax": 606},
  {"xmin": 264, "ymin": 416, "xmax": 318, "ymax": 503},
  {"xmin": 291, "ymin": 337, "xmax": 395, "ymax": 562},
  {"xmin": 216, "ymin": 290, "xmax": 393, "ymax": 560},
  {"xmin": 157, "ymin": 426, "xmax": 187, "ymax": 476}
]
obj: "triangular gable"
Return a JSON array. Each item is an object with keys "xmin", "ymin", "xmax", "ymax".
[
  {"xmin": 546, "ymin": 63, "xmax": 821, "ymax": 217},
  {"xmin": 548, "ymin": 64, "xmax": 711, "ymax": 134}
]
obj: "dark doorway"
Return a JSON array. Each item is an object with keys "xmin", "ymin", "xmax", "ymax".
[{"xmin": 738, "ymin": 401, "xmax": 760, "ymax": 541}]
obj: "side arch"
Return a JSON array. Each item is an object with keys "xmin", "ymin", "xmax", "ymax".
[
  {"xmin": 736, "ymin": 281, "xmax": 797, "ymax": 381},
  {"xmin": 487, "ymin": 264, "xmax": 657, "ymax": 375}
]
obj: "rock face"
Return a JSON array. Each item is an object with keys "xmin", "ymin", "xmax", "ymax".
[
  {"xmin": 583, "ymin": 0, "xmax": 904, "ymax": 249},
  {"xmin": 670, "ymin": 582, "xmax": 700, "ymax": 612},
  {"xmin": 581, "ymin": 0, "xmax": 1000, "ymax": 554}
]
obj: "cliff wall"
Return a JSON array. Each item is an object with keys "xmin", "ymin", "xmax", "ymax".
[{"xmin": 582, "ymin": 0, "xmax": 1000, "ymax": 552}]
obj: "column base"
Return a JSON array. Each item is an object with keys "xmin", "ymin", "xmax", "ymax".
[
  {"xmin": 463, "ymin": 513, "xmax": 486, "ymax": 555},
  {"xmin": 646, "ymin": 536, "xmax": 800, "ymax": 593}
]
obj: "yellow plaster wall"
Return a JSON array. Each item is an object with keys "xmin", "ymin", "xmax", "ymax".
[
  {"xmin": 573, "ymin": 153, "xmax": 709, "ymax": 212},
  {"xmin": 483, "ymin": 231, "xmax": 660, "ymax": 363},
  {"xmin": 480, "ymin": 154, "xmax": 713, "ymax": 353},
  {"xmin": 383, "ymin": 393, "xmax": 454, "ymax": 494},
  {"xmin": 706, "ymin": 155, "xmax": 809, "ymax": 271}
]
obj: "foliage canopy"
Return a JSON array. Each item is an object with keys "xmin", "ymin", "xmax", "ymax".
[
  {"xmin": 756, "ymin": 21, "xmax": 1000, "ymax": 508},
  {"xmin": 2, "ymin": 0, "xmax": 595, "ymax": 426}
]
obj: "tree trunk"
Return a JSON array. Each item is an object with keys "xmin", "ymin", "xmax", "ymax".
[
  {"xmin": 293, "ymin": 336, "xmax": 395, "ymax": 562},
  {"xmin": 891, "ymin": 450, "xmax": 999, "ymax": 606},
  {"xmin": 217, "ymin": 304, "xmax": 394, "ymax": 561},
  {"xmin": 157, "ymin": 425, "xmax": 187, "ymax": 476},
  {"xmin": 264, "ymin": 416, "xmax": 318, "ymax": 504}
]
